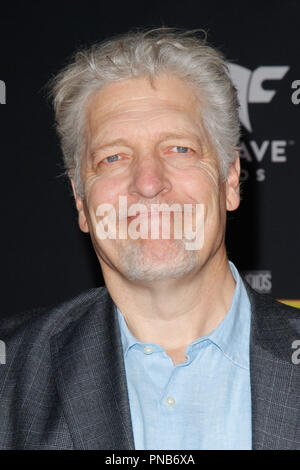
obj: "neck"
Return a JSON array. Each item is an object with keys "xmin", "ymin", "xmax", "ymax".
[{"xmin": 100, "ymin": 248, "xmax": 236, "ymax": 354}]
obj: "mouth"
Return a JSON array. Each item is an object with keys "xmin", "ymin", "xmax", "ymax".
[{"xmin": 127, "ymin": 211, "xmax": 182, "ymax": 222}]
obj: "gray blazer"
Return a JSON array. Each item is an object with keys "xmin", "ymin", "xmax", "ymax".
[{"xmin": 0, "ymin": 282, "xmax": 300, "ymax": 449}]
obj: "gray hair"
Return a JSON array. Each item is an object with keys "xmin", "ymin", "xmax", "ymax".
[{"xmin": 49, "ymin": 28, "xmax": 240, "ymax": 198}]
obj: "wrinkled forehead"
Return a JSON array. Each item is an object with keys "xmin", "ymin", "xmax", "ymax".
[
  {"xmin": 85, "ymin": 74, "xmax": 207, "ymax": 140},
  {"xmin": 87, "ymin": 74, "xmax": 200, "ymax": 110}
]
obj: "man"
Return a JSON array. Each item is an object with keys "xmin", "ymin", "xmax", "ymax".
[{"xmin": 1, "ymin": 28, "xmax": 300, "ymax": 450}]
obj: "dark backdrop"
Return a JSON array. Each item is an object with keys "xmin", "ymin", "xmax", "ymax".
[{"xmin": 1, "ymin": 0, "xmax": 300, "ymax": 315}]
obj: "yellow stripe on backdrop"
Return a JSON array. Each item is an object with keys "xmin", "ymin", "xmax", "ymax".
[{"xmin": 278, "ymin": 300, "xmax": 300, "ymax": 309}]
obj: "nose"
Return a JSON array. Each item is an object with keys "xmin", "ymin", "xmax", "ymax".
[{"xmin": 128, "ymin": 154, "xmax": 171, "ymax": 199}]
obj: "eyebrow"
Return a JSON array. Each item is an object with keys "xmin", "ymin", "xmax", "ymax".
[
  {"xmin": 90, "ymin": 138, "xmax": 131, "ymax": 157},
  {"xmin": 90, "ymin": 131, "xmax": 205, "ymax": 157}
]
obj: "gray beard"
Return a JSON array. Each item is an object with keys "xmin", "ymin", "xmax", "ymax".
[{"xmin": 117, "ymin": 238, "xmax": 198, "ymax": 281}]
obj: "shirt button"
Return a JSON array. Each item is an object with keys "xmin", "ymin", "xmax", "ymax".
[
  {"xmin": 143, "ymin": 345, "xmax": 154, "ymax": 355},
  {"xmin": 165, "ymin": 396, "xmax": 176, "ymax": 406}
]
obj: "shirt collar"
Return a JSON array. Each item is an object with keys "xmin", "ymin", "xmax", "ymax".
[
  {"xmin": 115, "ymin": 261, "xmax": 251, "ymax": 370},
  {"xmin": 115, "ymin": 304, "xmax": 141, "ymax": 356},
  {"xmin": 193, "ymin": 261, "xmax": 251, "ymax": 370}
]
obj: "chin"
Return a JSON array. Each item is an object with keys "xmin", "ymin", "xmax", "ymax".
[{"xmin": 117, "ymin": 238, "xmax": 199, "ymax": 281}]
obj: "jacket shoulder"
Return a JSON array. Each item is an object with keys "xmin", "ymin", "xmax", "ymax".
[
  {"xmin": 245, "ymin": 281, "xmax": 300, "ymax": 321},
  {"xmin": 0, "ymin": 287, "xmax": 110, "ymax": 449},
  {"xmin": 244, "ymin": 281, "xmax": 300, "ymax": 355},
  {"xmin": 0, "ymin": 286, "xmax": 109, "ymax": 345}
]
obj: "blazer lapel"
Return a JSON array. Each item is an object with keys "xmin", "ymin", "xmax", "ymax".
[
  {"xmin": 246, "ymin": 284, "xmax": 300, "ymax": 450},
  {"xmin": 50, "ymin": 289, "xmax": 135, "ymax": 450}
]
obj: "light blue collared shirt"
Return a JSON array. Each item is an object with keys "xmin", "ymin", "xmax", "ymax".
[{"xmin": 116, "ymin": 262, "xmax": 252, "ymax": 450}]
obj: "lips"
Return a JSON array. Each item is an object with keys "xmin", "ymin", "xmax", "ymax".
[
  {"xmin": 127, "ymin": 212, "xmax": 155, "ymax": 222},
  {"xmin": 127, "ymin": 211, "xmax": 181, "ymax": 222}
]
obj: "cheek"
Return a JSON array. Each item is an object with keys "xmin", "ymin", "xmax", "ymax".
[
  {"xmin": 83, "ymin": 177, "xmax": 122, "ymax": 231},
  {"xmin": 193, "ymin": 160, "xmax": 220, "ymax": 188},
  {"xmin": 178, "ymin": 164, "xmax": 220, "ymax": 206},
  {"xmin": 85, "ymin": 176, "xmax": 120, "ymax": 210},
  {"xmin": 178, "ymin": 166, "xmax": 224, "ymax": 237}
]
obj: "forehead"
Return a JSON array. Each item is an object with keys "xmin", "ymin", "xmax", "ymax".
[{"xmin": 85, "ymin": 74, "xmax": 204, "ymax": 142}]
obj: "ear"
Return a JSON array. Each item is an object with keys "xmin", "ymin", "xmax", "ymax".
[
  {"xmin": 70, "ymin": 178, "xmax": 89, "ymax": 233},
  {"xmin": 225, "ymin": 152, "xmax": 240, "ymax": 212}
]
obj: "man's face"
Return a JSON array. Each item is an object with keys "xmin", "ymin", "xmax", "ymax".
[{"xmin": 72, "ymin": 74, "xmax": 240, "ymax": 282}]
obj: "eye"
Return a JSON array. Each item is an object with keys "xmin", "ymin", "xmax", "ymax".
[
  {"xmin": 171, "ymin": 146, "xmax": 191, "ymax": 154},
  {"xmin": 103, "ymin": 154, "xmax": 121, "ymax": 163}
]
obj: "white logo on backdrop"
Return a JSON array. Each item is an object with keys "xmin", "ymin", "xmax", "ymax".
[
  {"xmin": 242, "ymin": 270, "xmax": 272, "ymax": 294},
  {"xmin": 0, "ymin": 80, "xmax": 6, "ymax": 104},
  {"xmin": 227, "ymin": 64, "xmax": 289, "ymax": 132}
]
